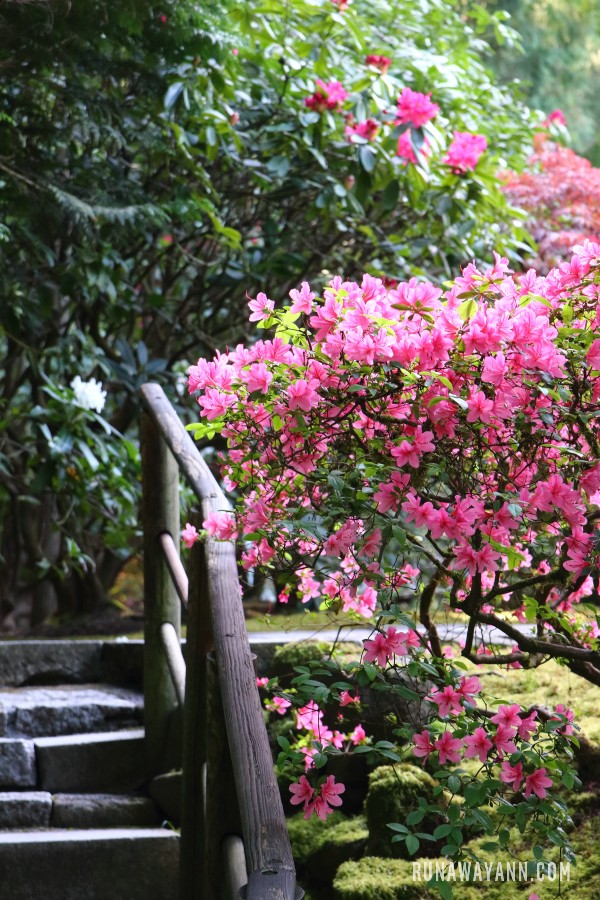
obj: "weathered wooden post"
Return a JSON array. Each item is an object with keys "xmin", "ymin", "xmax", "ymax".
[
  {"xmin": 180, "ymin": 537, "xmax": 211, "ymax": 899},
  {"xmin": 141, "ymin": 407, "xmax": 182, "ymax": 780}
]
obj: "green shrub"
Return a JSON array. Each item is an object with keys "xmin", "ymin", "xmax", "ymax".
[
  {"xmin": 364, "ymin": 765, "xmax": 437, "ymax": 859},
  {"xmin": 288, "ymin": 810, "xmax": 349, "ymax": 866},
  {"xmin": 305, "ymin": 816, "xmax": 369, "ymax": 884}
]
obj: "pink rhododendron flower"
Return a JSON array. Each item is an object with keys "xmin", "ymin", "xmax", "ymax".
[
  {"xmin": 524, "ymin": 768, "xmax": 553, "ymax": 799},
  {"xmin": 443, "ymin": 131, "xmax": 487, "ymax": 173},
  {"xmin": 255, "ymin": 677, "xmax": 269, "ymax": 688},
  {"xmin": 395, "ymin": 87, "xmax": 439, "ymax": 127},
  {"xmin": 181, "ymin": 523, "xmax": 199, "ymax": 548},
  {"xmin": 305, "ymin": 80, "xmax": 349, "ymax": 113},
  {"xmin": 346, "ymin": 119, "xmax": 380, "ymax": 142},
  {"xmin": 396, "ymin": 129, "xmax": 429, "ymax": 164},
  {"xmin": 542, "ymin": 109, "xmax": 567, "ymax": 128},
  {"xmin": 365, "ymin": 54, "xmax": 391, "ymax": 73}
]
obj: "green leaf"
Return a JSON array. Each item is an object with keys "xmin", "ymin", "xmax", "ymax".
[{"xmin": 405, "ymin": 834, "xmax": 420, "ymax": 856}]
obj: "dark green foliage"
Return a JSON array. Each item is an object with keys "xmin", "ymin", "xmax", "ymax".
[{"xmin": 0, "ymin": 0, "xmax": 538, "ymax": 626}]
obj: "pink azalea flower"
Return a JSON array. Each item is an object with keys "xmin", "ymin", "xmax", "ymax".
[
  {"xmin": 524, "ymin": 768, "xmax": 553, "ymax": 800},
  {"xmin": 500, "ymin": 760, "xmax": 524, "ymax": 792},
  {"xmin": 516, "ymin": 710, "xmax": 538, "ymax": 740},
  {"xmin": 255, "ymin": 677, "xmax": 269, "ymax": 688},
  {"xmin": 339, "ymin": 690, "xmax": 360, "ymax": 706},
  {"xmin": 363, "ymin": 632, "xmax": 390, "ymax": 667},
  {"xmin": 203, "ymin": 511, "xmax": 238, "ymax": 541},
  {"xmin": 413, "ymin": 729, "xmax": 436, "ymax": 762},
  {"xmin": 443, "ymin": 131, "xmax": 487, "ymax": 174},
  {"xmin": 493, "ymin": 723, "xmax": 518, "ymax": 757},
  {"xmin": 286, "ymin": 378, "xmax": 320, "ymax": 412},
  {"xmin": 181, "ymin": 522, "xmax": 199, "ymax": 549},
  {"xmin": 427, "ymin": 684, "xmax": 463, "ymax": 717},
  {"xmin": 349, "ymin": 724, "xmax": 367, "ymax": 744},
  {"xmin": 463, "ymin": 727, "xmax": 493, "ymax": 762},
  {"xmin": 456, "ymin": 675, "xmax": 482, "ymax": 705},
  {"xmin": 289, "ymin": 775, "xmax": 314, "ymax": 806},
  {"xmin": 289, "ymin": 282, "xmax": 316, "ymax": 315},
  {"xmin": 247, "ymin": 291, "xmax": 274, "ymax": 322},
  {"xmin": 395, "ymin": 87, "xmax": 439, "ymax": 127},
  {"xmin": 491, "ymin": 704, "xmax": 522, "ymax": 729},
  {"xmin": 435, "ymin": 731, "xmax": 463, "ymax": 765},
  {"xmin": 267, "ymin": 696, "xmax": 291, "ymax": 715}
]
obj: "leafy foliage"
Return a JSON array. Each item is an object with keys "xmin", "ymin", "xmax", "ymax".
[{"xmin": 0, "ymin": 0, "xmax": 538, "ymax": 626}]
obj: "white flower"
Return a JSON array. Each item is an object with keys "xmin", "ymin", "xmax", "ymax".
[{"xmin": 70, "ymin": 375, "xmax": 107, "ymax": 413}]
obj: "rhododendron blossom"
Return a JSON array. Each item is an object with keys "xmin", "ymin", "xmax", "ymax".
[
  {"xmin": 443, "ymin": 131, "xmax": 487, "ymax": 173},
  {"xmin": 395, "ymin": 87, "xmax": 439, "ymax": 127}
]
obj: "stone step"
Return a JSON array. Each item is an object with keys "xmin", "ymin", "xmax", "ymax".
[
  {"xmin": 51, "ymin": 793, "xmax": 161, "ymax": 829},
  {"xmin": 0, "ymin": 791, "xmax": 52, "ymax": 828},
  {"xmin": 0, "ymin": 791, "xmax": 161, "ymax": 830},
  {"xmin": 0, "ymin": 828, "xmax": 180, "ymax": 899},
  {"xmin": 0, "ymin": 738, "xmax": 37, "ymax": 788},
  {"xmin": 0, "ymin": 683, "xmax": 144, "ymax": 738},
  {"xmin": 0, "ymin": 639, "xmax": 145, "ymax": 689},
  {"xmin": 35, "ymin": 728, "xmax": 145, "ymax": 793}
]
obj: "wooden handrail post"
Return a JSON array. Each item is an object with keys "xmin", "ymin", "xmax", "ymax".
[
  {"xmin": 141, "ymin": 408, "xmax": 182, "ymax": 780},
  {"xmin": 180, "ymin": 537, "xmax": 213, "ymax": 900}
]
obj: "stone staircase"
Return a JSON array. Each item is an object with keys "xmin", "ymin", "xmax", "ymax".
[{"xmin": 0, "ymin": 639, "xmax": 180, "ymax": 899}]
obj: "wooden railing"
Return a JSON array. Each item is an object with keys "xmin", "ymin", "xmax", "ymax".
[{"xmin": 140, "ymin": 383, "xmax": 302, "ymax": 900}]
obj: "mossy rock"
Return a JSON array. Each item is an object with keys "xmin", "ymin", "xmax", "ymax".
[
  {"xmin": 305, "ymin": 815, "xmax": 369, "ymax": 884},
  {"xmin": 364, "ymin": 764, "xmax": 437, "ymax": 859},
  {"xmin": 288, "ymin": 812, "xmax": 368, "ymax": 887},
  {"xmin": 333, "ymin": 857, "xmax": 436, "ymax": 900},
  {"xmin": 288, "ymin": 810, "xmax": 348, "ymax": 866},
  {"xmin": 271, "ymin": 640, "xmax": 360, "ymax": 680}
]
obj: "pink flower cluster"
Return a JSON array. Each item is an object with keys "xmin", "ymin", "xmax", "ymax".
[
  {"xmin": 395, "ymin": 87, "xmax": 439, "ymax": 127},
  {"xmin": 363, "ymin": 626, "xmax": 420, "ymax": 666},
  {"xmin": 365, "ymin": 54, "xmax": 391, "ymax": 73},
  {"xmin": 443, "ymin": 131, "xmax": 487, "ymax": 173},
  {"xmin": 289, "ymin": 774, "xmax": 345, "ymax": 819},
  {"xmin": 305, "ymin": 80, "xmax": 349, "ymax": 113}
]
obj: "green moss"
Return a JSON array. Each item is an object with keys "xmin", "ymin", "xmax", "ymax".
[
  {"xmin": 364, "ymin": 764, "xmax": 437, "ymax": 859},
  {"xmin": 305, "ymin": 816, "xmax": 369, "ymax": 884},
  {"xmin": 333, "ymin": 857, "xmax": 436, "ymax": 900},
  {"xmin": 288, "ymin": 810, "xmax": 348, "ymax": 865},
  {"xmin": 271, "ymin": 640, "xmax": 360, "ymax": 677}
]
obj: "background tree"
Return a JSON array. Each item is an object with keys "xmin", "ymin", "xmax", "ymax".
[{"xmin": 481, "ymin": 0, "xmax": 600, "ymax": 164}]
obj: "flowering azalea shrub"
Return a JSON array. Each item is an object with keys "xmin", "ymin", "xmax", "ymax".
[
  {"xmin": 185, "ymin": 240, "xmax": 600, "ymax": 887},
  {"xmin": 503, "ymin": 130, "xmax": 600, "ymax": 271}
]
